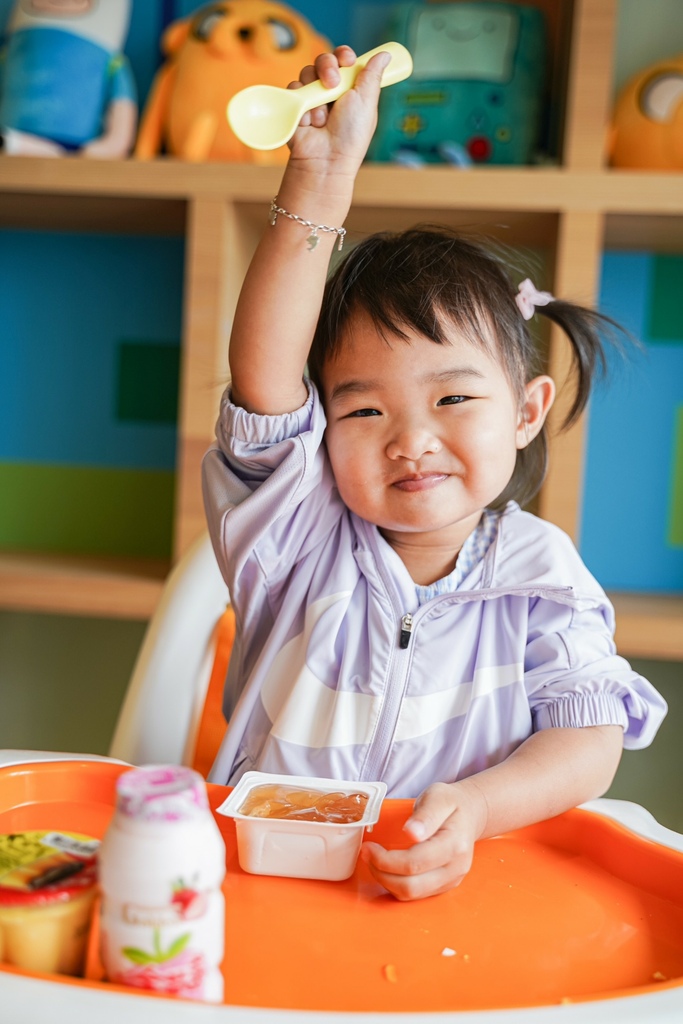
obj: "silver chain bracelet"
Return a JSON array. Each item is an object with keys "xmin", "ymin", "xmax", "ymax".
[{"xmin": 269, "ymin": 196, "xmax": 347, "ymax": 251}]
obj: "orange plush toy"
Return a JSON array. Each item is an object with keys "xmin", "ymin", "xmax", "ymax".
[
  {"xmin": 135, "ymin": 0, "xmax": 329, "ymax": 163},
  {"xmin": 609, "ymin": 54, "xmax": 683, "ymax": 169}
]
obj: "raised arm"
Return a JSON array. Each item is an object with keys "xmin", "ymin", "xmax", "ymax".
[{"xmin": 228, "ymin": 46, "xmax": 390, "ymax": 416}]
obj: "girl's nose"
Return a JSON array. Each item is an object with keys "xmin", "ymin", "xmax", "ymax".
[{"xmin": 385, "ymin": 424, "xmax": 441, "ymax": 461}]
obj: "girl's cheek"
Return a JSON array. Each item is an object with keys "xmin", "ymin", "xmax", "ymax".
[{"xmin": 326, "ymin": 435, "xmax": 357, "ymax": 480}]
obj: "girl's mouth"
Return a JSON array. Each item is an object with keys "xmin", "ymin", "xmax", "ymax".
[{"xmin": 392, "ymin": 473, "xmax": 449, "ymax": 492}]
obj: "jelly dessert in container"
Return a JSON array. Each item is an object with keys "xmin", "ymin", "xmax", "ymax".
[
  {"xmin": 0, "ymin": 830, "xmax": 99, "ymax": 976},
  {"xmin": 218, "ymin": 772, "xmax": 387, "ymax": 881},
  {"xmin": 98, "ymin": 764, "xmax": 225, "ymax": 1003}
]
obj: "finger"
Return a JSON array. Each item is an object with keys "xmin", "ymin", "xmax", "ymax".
[
  {"xmin": 334, "ymin": 44, "xmax": 357, "ymax": 67},
  {"xmin": 303, "ymin": 55, "xmax": 336, "ymax": 125},
  {"xmin": 362, "ymin": 830, "xmax": 470, "ymax": 878},
  {"xmin": 313, "ymin": 51, "xmax": 342, "ymax": 89},
  {"xmin": 364, "ymin": 854, "xmax": 467, "ymax": 902},
  {"xmin": 403, "ymin": 782, "xmax": 461, "ymax": 842},
  {"xmin": 352, "ymin": 50, "xmax": 392, "ymax": 95},
  {"xmin": 309, "ymin": 104, "xmax": 328, "ymax": 128},
  {"xmin": 298, "ymin": 64, "xmax": 317, "ymax": 87}
]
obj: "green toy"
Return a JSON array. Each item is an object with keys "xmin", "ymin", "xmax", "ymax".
[{"xmin": 368, "ymin": 2, "xmax": 546, "ymax": 165}]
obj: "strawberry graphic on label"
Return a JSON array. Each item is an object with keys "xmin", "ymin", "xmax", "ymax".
[
  {"xmin": 121, "ymin": 928, "xmax": 206, "ymax": 997},
  {"xmin": 171, "ymin": 878, "xmax": 208, "ymax": 919}
]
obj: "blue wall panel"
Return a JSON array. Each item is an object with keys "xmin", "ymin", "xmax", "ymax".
[
  {"xmin": 580, "ymin": 253, "xmax": 683, "ymax": 593},
  {"xmin": 0, "ymin": 231, "xmax": 184, "ymax": 470}
]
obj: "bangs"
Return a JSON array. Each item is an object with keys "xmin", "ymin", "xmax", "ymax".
[{"xmin": 309, "ymin": 227, "xmax": 533, "ymax": 395}]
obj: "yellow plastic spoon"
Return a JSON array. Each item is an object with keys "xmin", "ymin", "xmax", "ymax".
[{"xmin": 227, "ymin": 42, "xmax": 413, "ymax": 151}]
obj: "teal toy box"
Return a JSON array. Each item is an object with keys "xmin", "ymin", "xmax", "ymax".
[{"xmin": 369, "ymin": 2, "xmax": 546, "ymax": 165}]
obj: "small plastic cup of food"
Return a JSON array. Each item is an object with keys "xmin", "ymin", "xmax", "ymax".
[
  {"xmin": 218, "ymin": 772, "xmax": 387, "ymax": 881},
  {"xmin": 0, "ymin": 830, "xmax": 99, "ymax": 976}
]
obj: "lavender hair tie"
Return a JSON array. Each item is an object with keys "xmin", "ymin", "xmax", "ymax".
[{"xmin": 515, "ymin": 278, "xmax": 555, "ymax": 320}]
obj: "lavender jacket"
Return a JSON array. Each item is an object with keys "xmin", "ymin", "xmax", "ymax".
[{"xmin": 202, "ymin": 384, "xmax": 666, "ymax": 796}]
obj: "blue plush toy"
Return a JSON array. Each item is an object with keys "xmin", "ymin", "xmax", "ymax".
[
  {"xmin": 0, "ymin": 0, "xmax": 137, "ymax": 157},
  {"xmin": 368, "ymin": 1, "xmax": 547, "ymax": 166}
]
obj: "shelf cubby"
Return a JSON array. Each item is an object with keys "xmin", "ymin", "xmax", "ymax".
[{"xmin": 1, "ymin": 1, "xmax": 680, "ymax": 659}]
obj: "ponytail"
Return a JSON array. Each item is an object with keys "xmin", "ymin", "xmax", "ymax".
[
  {"xmin": 490, "ymin": 301, "xmax": 628, "ymax": 511},
  {"xmin": 536, "ymin": 302, "xmax": 626, "ymax": 429}
]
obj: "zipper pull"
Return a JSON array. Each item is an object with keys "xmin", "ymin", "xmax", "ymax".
[{"xmin": 399, "ymin": 613, "xmax": 413, "ymax": 649}]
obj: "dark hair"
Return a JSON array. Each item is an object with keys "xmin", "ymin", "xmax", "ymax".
[{"xmin": 308, "ymin": 226, "xmax": 622, "ymax": 510}]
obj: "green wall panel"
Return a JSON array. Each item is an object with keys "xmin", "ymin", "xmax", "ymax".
[
  {"xmin": 649, "ymin": 255, "xmax": 683, "ymax": 341},
  {"xmin": 0, "ymin": 463, "xmax": 174, "ymax": 558},
  {"xmin": 116, "ymin": 341, "xmax": 181, "ymax": 425}
]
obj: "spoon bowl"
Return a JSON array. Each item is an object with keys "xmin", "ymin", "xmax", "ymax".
[{"xmin": 227, "ymin": 42, "xmax": 413, "ymax": 151}]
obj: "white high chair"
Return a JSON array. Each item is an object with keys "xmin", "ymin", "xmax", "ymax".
[{"xmin": 108, "ymin": 531, "xmax": 231, "ymax": 772}]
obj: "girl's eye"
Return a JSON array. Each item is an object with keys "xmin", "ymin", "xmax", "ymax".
[
  {"xmin": 347, "ymin": 408, "xmax": 381, "ymax": 418},
  {"xmin": 437, "ymin": 395, "xmax": 468, "ymax": 406}
]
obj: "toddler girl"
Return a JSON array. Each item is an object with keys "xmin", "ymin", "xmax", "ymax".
[{"xmin": 203, "ymin": 47, "xmax": 666, "ymax": 900}]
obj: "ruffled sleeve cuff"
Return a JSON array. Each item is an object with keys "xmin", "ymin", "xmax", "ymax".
[
  {"xmin": 215, "ymin": 381, "xmax": 317, "ymax": 452},
  {"xmin": 533, "ymin": 692, "xmax": 629, "ymax": 732}
]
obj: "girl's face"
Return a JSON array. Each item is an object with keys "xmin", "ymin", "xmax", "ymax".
[{"xmin": 321, "ymin": 311, "xmax": 554, "ymax": 558}]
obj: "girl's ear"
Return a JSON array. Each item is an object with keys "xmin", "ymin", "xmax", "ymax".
[{"xmin": 516, "ymin": 375, "xmax": 555, "ymax": 449}]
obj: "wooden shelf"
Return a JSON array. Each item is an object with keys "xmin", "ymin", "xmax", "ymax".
[
  {"xmin": 1, "ymin": 156, "xmax": 683, "ymax": 216},
  {"xmin": 1, "ymin": 2, "xmax": 681, "ymax": 659},
  {"xmin": 2, "ymin": 548, "xmax": 679, "ymax": 662},
  {"xmin": 2, "ymin": 157, "xmax": 682, "ymax": 260},
  {"xmin": 0, "ymin": 552, "xmax": 168, "ymax": 620},
  {"xmin": 2, "ymin": 551, "xmax": 679, "ymax": 663}
]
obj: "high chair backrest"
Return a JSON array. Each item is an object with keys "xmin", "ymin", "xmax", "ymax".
[{"xmin": 108, "ymin": 532, "xmax": 232, "ymax": 775}]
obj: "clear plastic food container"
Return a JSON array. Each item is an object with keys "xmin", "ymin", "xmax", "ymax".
[
  {"xmin": 217, "ymin": 772, "xmax": 387, "ymax": 881},
  {"xmin": 0, "ymin": 830, "xmax": 99, "ymax": 976}
]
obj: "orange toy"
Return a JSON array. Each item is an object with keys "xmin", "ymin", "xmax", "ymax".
[
  {"xmin": 609, "ymin": 53, "xmax": 683, "ymax": 169},
  {"xmin": 134, "ymin": 0, "xmax": 329, "ymax": 164}
]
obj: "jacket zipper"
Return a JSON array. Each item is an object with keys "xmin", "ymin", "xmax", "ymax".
[
  {"xmin": 399, "ymin": 613, "xmax": 413, "ymax": 649},
  {"xmin": 363, "ymin": 611, "xmax": 414, "ymax": 780},
  {"xmin": 396, "ymin": 583, "xmax": 576, "ymax": 652},
  {"xmin": 364, "ymin": 543, "xmax": 577, "ymax": 778}
]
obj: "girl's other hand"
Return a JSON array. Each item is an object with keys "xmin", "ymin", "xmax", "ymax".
[
  {"xmin": 360, "ymin": 781, "xmax": 489, "ymax": 901},
  {"xmin": 287, "ymin": 45, "xmax": 391, "ymax": 175}
]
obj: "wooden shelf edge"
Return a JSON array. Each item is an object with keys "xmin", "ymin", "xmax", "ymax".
[
  {"xmin": 611, "ymin": 592, "xmax": 683, "ymax": 661},
  {"xmin": 1, "ymin": 157, "xmax": 683, "ymax": 215},
  {"xmin": 0, "ymin": 553, "xmax": 169, "ymax": 620},
  {"xmin": 1, "ymin": 554, "xmax": 679, "ymax": 658}
]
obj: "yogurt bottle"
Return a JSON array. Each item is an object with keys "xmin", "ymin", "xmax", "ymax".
[{"xmin": 99, "ymin": 765, "xmax": 225, "ymax": 1002}]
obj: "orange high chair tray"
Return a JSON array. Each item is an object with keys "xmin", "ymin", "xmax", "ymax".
[{"xmin": 0, "ymin": 759, "xmax": 682, "ymax": 1014}]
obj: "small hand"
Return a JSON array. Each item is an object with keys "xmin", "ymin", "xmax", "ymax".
[
  {"xmin": 360, "ymin": 781, "xmax": 488, "ymax": 901},
  {"xmin": 287, "ymin": 45, "xmax": 391, "ymax": 171}
]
